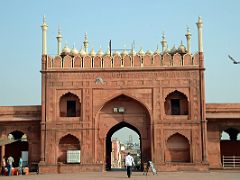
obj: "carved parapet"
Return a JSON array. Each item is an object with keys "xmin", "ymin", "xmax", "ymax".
[
  {"xmin": 172, "ymin": 53, "xmax": 182, "ymax": 66},
  {"xmin": 46, "ymin": 52, "xmax": 200, "ymax": 70},
  {"xmin": 63, "ymin": 55, "xmax": 72, "ymax": 68}
]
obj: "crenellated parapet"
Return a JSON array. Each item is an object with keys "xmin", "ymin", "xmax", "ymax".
[
  {"xmin": 45, "ymin": 52, "xmax": 199, "ymax": 70},
  {"xmin": 41, "ymin": 16, "xmax": 204, "ymax": 71}
]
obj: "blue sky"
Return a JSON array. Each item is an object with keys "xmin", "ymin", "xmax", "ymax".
[{"xmin": 0, "ymin": 0, "xmax": 240, "ymax": 105}]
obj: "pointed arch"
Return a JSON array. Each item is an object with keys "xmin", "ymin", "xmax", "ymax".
[
  {"xmin": 172, "ymin": 53, "xmax": 182, "ymax": 66},
  {"xmin": 83, "ymin": 55, "xmax": 92, "ymax": 68},
  {"xmin": 165, "ymin": 133, "xmax": 190, "ymax": 162},
  {"xmin": 102, "ymin": 55, "xmax": 112, "ymax": 68},
  {"xmin": 193, "ymin": 53, "xmax": 199, "ymax": 66},
  {"xmin": 58, "ymin": 134, "xmax": 80, "ymax": 163},
  {"xmin": 59, "ymin": 92, "xmax": 81, "ymax": 117},
  {"xmin": 95, "ymin": 93, "xmax": 151, "ymax": 171},
  {"xmin": 96, "ymin": 93, "xmax": 151, "ymax": 119},
  {"xmin": 183, "ymin": 53, "xmax": 192, "ymax": 66},
  {"xmin": 164, "ymin": 90, "xmax": 189, "ymax": 115},
  {"xmin": 73, "ymin": 56, "xmax": 82, "ymax": 68},
  {"xmin": 47, "ymin": 56, "xmax": 53, "ymax": 69},
  {"xmin": 63, "ymin": 55, "xmax": 73, "ymax": 68},
  {"xmin": 105, "ymin": 121, "xmax": 141, "ymax": 170},
  {"xmin": 162, "ymin": 53, "xmax": 172, "ymax": 66},
  {"xmin": 53, "ymin": 55, "xmax": 62, "ymax": 68},
  {"xmin": 93, "ymin": 56, "xmax": 102, "ymax": 68},
  {"xmin": 123, "ymin": 55, "xmax": 132, "ymax": 67},
  {"xmin": 143, "ymin": 54, "xmax": 152, "ymax": 67},
  {"xmin": 113, "ymin": 55, "xmax": 122, "ymax": 68},
  {"xmin": 153, "ymin": 54, "xmax": 161, "ymax": 66}
]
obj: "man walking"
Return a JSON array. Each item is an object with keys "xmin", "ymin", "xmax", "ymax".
[{"xmin": 125, "ymin": 152, "xmax": 135, "ymax": 178}]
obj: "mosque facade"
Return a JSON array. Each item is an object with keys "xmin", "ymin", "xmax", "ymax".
[{"xmin": 0, "ymin": 17, "xmax": 240, "ymax": 173}]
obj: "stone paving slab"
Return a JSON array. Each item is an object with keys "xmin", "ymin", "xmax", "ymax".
[{"xmin": 0, "ymin": 171, "xmax": 240, "ymax": 180}]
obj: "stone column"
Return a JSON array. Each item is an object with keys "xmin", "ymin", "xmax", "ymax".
[
  {"xmin": 41, "ymin": 16, "xmax": 48, "ymax": 55},
  {"xmin": 1, "ymin": 145, "xmax": 5, "ymax": 165}
]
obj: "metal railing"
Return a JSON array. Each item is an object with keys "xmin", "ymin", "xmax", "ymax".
[{"xmin": 222, "ymin": 156, "xmax": 240, "ymax": 168}]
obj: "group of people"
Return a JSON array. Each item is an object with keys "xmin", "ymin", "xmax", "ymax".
[{"xmin": 1, "ymin": 156, "xmax": 23, "ymax": 176}]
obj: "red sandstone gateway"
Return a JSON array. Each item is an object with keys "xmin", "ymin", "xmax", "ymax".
[{"xmin": 0, "ymin": 17, "xmax": 240, "ymax": 174}]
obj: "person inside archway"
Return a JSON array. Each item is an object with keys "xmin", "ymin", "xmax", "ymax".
[
  {"xmin": 1, "ymin": 156, "xmax": 6, "ymax": 176},
  {"xmin": 18, "ymin": 157, "xmax": 23, "ymax": 175},
  {"xmin": 125, "ymin": 152, "xmax": 135, "ymax": 178},
  {"xmin": 7, "ymin": 156, "xmax": 14, "ymax": 176}
]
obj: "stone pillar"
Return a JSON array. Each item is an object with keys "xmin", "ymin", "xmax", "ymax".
[
  {"xmin": 196, "ymin": 17, "xmax": 203, "ymax": 53},
  {"xmin": 56, "ymin": 27, "xmax": 62, "ymax": 55},
  {"xmin": 41, "ymin": 16, "xmax": 48, "ymax": 55},
  {"xmin": 1, "ymin": 145, "xmax": 5, "ymax": 165},
  {"xmin": 185, "ymin": 27, "xmax": 191, "ymax": 53}
]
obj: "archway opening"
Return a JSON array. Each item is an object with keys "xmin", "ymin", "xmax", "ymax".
[
  {"xmin": 220, "ymin": 128, "xmax": 240, "ymax": 157},
  {"xmin": 5, "ymin": 131, "xmax": 29, "ymax": 167},
  {"xmin": 106, "ymin": 122, "xmax": 142, "ymax": 171},
  {"xmin": 58, "ymin": 134, "xmax": 80, "ymax": 164},
  {"xmin": 165, "ymin": 133, "xmax": 190, "ymax": 163}
]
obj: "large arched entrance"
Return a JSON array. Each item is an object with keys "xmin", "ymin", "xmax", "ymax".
[
  {"xmin": 220, "ymin": 128, "xmax": 240, "ymax": 168},
  {"xmin": 97, "ymin": 94, "xmax": 151, "ymax": 171},
  {"xmin": 106, "ymin": 121, "xmax": 141, "ymax": 171},
  {"xmin": 5, "ymin": 131, "xmax": 29, "ymax": 167}
]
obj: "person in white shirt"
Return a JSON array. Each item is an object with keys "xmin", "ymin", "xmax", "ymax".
[{"xmin": 125, "ymin": 152, "xmax": 135, "ymax": 178}]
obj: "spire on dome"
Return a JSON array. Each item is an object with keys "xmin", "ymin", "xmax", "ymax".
[
  {"xmin": 185, "ymin": 26, "xmax": 192, "ymax": 53},
  {"xmin": 71, "ymin": 43, "xmax": 78, "ymax": 55},
  {"xmin": 161, "ymin": 32, "xmax": 167, "ymax": 52},
  {"xmin": 90, "ymin": 48, "xmax": 96, "ymax": 57},
  {"xmin": 56, "ymin": 26, "xmax": 63, "ymax": 55},
  {"xmin": 83, "ymin": 32, "xmax": 89, "ymax": 54},
  {"xmin": 154, "ymin": 45, "xmax": 161, "ymax": 54},
  {"xmin": 97, "ymin": 46, "xmax": 104, "ymax": 57},
  {"xmin": 138, "ymin": 48, "xmax": 145, "ymax": 56}
]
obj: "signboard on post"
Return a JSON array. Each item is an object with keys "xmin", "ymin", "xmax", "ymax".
[{"xmin": 143, "ymin": 161, "xmax": 157, "ymax": 175}]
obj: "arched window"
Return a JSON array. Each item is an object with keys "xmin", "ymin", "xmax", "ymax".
[
  {"xmin": 59, "ymin": 93, "xmax": 81, "ymax": 117},
  {"xmin": 165, "ymin": 133, "xmax": 190, "ymax": 163},
  {"xmin": 164, "ymin": 91, "xmax": 188, "ymax": 115},
  {"xmin": 58, "ymin": 134, "xmax": 80, "ymax": 163}
]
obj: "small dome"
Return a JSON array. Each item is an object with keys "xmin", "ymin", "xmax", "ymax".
[
  {"xmin": 105, "ymin": 49, "xmax": 111, "ymax": 56},
  {"xmin": 113, "ymin": 51, "xmax": 120, "ymax": 56},
  {"xmin": 130, "ymin": 49, "xmax": 136, "ymax": 56},
  {"xmin": 71, "ymin": 46, "xmax": 79, "ymax": 55},
  {"xmin": 162, "ymin": 48, "xmax": 170, "ymax": 54},
  {"xmin": 90, "ymin": 48, "xmax": 96, "ymax": 57},
  {"xmin": 62, "ymin": 44, "xmax": 71, "ymax": 54},
  {"xmin": 138, "ymin": 48, "xmax": 145, "ymax": 56},
  {"xmin": 79, "ymin": 47, "xmax": 86, "ymax": 56},
  {"xmin": 178, "ymin": 41, "xmax": 186, "ymax": 53},
  {"xmin": 121, "ymin": 49, "xmax": 128, "ymax": 56},
  {"xmin": 97, "ymin": 48, "xmax": 104, "ymax": 56},
  {"xmin": 170, "ymin": 45, "xmax": 177, "ymax": 54},
  {"xmin": 146, "ymin": 50, "xmax": 153, "ymax": 55}
]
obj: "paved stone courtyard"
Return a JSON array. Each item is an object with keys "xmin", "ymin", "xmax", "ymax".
[{"xmin": 1, "ymin": 171, "xmax": 240, "ymax": 180}]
